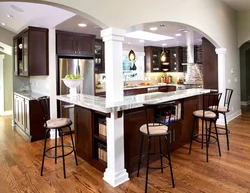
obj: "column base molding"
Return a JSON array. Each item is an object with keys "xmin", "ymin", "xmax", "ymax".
[{"xmin": 103, "ymin": 168, "xmax": 129, "ymax": 187}]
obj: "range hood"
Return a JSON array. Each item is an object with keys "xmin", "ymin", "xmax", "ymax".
[{"xmin": 182, "ymin": 44, "xmax": 195, "ymax": 65}]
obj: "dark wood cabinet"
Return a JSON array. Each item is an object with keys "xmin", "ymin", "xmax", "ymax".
[
  {"xmin": 14, "ymin": 93, "xmax": 47, "ymax": 142},
  {"xmin": 56, "ymin": 30, "xmax": 95, "ymax": 57},
  {"xmin": 145, "ymin": 46, "xmax": 183, "ymax": 72},
  {"xmin": 94, "ymin": 39, "xmax": 105, "ymax": 73},
  {"xmin": 124, "ymin": 88, "xmax": 148, "ymax": 96},
  {"xmin": 158, "ymin": 86, "xmax": 176, "ymax": 92},
  {"xmin": 13, "ymin": 26, "xmax": 48, "ymax": 76}
]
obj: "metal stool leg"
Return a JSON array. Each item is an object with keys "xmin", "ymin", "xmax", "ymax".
[
  {"xmin": 55, "ymin": 128, "xmax": 57, "ymax": 164},
  {"xmin": 201, "ymin": 119, "xmax": 204, "ymax": 149},
  {"xmin": 68, "ymin": 126, "xmax": 78, "ymax": 165},
  {"xmin": 214, "ymin": 121, "xmax": 221, "ymax": 156},
  {"xmin": 59, "ymin": 129, "xmax": 66, "ymax": 178},
  {"xmin": 165, "ymin": 136, "xmax": 175, "ymax": 188},
  {"xmin": 145, "ymin": 137, "xmax": 151, "ymax": 193},
  {"xmin": 137, "ymin": 135, "xmax": 144, "ymax": 177},
  {"xmin": 41, "ymin": 128, "xmax": 50, "ymax": 176},
  {"xmin": 159, "ymin": 136, "xmax": 163, "ymax": 173},
  {"xmin": 224, "ymin": 113, "xmax": 230, "ymax": 151},
  {"xmin": 189, "ymin": 117, "xmax": 196, "ymax": 154},
  {"xmin": 206, "ymin": 121, "xmax": 209, "ymax": 162}
]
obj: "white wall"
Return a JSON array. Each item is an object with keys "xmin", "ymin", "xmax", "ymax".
[{"xmin": 4, "ymin": 0, "xmax": 240, "ymax": 118}]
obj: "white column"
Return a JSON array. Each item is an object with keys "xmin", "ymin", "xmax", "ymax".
[
  {"xmin": 215, "ymin": 48, "xmax": 227, "ymax": 125},
  {"xmin": 101, "ymin": 28, "xmax": 129, "ymax": 186},
  {"xmin": 0, "ymin": 55, "xmax": 5, "ymax": 116},
  {"xmin": 104, "ymin": 111, "xmax": 129, "ymax": 187},
  {"xmin": 48, "ymin": 28, "xmax": 58, "ymax": 138},
  {"xmin": 101, "ymin": 28, "xmax": 125, "ymax": 102}
]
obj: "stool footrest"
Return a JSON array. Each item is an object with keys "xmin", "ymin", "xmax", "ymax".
[
  {"xmin": 210, "ymin": 126, "xmax": 230, "ymax": 135},
  {"xmin": 139, "ymin": 152, "xmax": 170, "ymax": 170},
  {"xmin": 193, "ymin": 133, "xmax": 218, "ymax": 144},
  {"xmin": 45, "ymin": 145, "xmax": 74, "ymax": 159}
]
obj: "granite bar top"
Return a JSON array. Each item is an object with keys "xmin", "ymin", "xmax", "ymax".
[
  {"xmin": 57, "ymin": 88, "xmax": 210, "ymax": 113},
  {"xmin": 14, "ymin": 91, "xmax": 47, "ymax": 100}
]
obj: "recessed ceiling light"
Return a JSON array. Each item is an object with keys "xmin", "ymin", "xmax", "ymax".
[
  {"xmin": 162, "ymin": 43, "xmax": 167, "ymax": 46},
  {"xmin": 139, "ymin": 40, "xmax": 144, "ymax": 42},
  {"xmin": 126, "ymin": 30, "xmax": 174, "ymax": 41},
  {"xmin": 183, "ymin": 30, "xmax": 188, "ymax": 33},
  {"xmin": 7, "ymin": 14, "xmax": 13, "ymax": 18},
  {"xmin": 1, "ymin": 23, "xmax": 6, "ymax": 26},
  {"xmin": 78, "ymin": 23, "xmax": 87, "ymax": 27},
  {"xmin": 175, "ymin": 33, "xmax": 182, "ymax": 36},
  {"xmin": 128, "ymin": 42, "xmax": 131, "ymax": 44},
  {"xmin": 150, "ymin": 27, "xmax": 158, "ymax": 31}
]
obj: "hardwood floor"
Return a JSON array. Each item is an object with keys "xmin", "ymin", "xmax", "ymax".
[{"xmin": 1, "ymin": 107, "xmax": 250, "ymax": 193}]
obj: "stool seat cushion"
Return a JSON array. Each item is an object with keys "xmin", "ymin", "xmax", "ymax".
[
  {"xmin": 193, "ymin": 110, "xmax": 216, "ymax": 118},
  {"xmin": 46, "ymin": 118, "xmax": 72, "ymax": 128},
  {"xmin": 140, "ymin": 123, "xmax": 168, "ymax": 135},
  {"xmin": 209, "ymin": 106, "xmax": 228, "ymax": 113}
]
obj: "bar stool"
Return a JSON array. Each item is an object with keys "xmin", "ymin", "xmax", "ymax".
[
  {"xmin": 37, "ymin": 96, "xmax": 78, "ymax": 178},
  {"xmin": 137, "ymin": 101, "xmax": 175, "ymax": 193},
  {"xmin": 209, "ymin": 88, "xmax": 233, "ymax": 150},
  {"xmin": 189, "ymin": 92, "xmax": 222, "ymax": 162}
]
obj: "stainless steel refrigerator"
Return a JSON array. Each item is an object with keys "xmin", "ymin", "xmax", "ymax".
[{"xmin": 58, "ymin": 58, "xmax": 95, "ymax": 130}]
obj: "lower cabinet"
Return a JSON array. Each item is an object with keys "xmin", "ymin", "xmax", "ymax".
[{"xmin": 14, "ymin": 94, "xmax": 47, "ymax": 142}]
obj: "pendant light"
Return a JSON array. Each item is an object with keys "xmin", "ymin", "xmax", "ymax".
[
  {"xmin": 128, "ymin": 49, "xmax": 136, "ymax": 61},
  {"xmin": 160, "ymin": 46, "xmax": 167, "ymax": 62}
]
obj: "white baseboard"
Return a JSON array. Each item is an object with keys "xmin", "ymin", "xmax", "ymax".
[
  {"xmin": 0, "ymin": 110, "xmax": 12, "ymax": 116},
  {"xmin": 241, "ymin": 100, "xmax": 250, "ymax": 106},
  {"xmin": 217, "ymin": 110, "xmax": 241, "ymax": 126}
]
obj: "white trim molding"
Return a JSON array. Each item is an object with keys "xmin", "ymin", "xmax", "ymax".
[
  {"xmin": 217, "ymin": 110, "xmax": 241, "ymax": 126},
  {"xmin": 0, "ymin": 54, "xmax": 5, "ymax": 116}
]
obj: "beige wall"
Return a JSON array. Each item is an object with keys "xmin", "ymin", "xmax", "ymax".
[
  {"xmin": 238, "ymin": 10, "xmax": 250, "ymax": 47},
  {"xmin": 0, "ymin": 52, "xmax": 12, "ymax": 111},
  {"xmin": 0, "ymin": 27, "xmax": 15, "ymax": 46}
]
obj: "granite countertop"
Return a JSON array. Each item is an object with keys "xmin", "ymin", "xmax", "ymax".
[
  {"xmin": 14, "ymin": 91, "xmax": 47, "ymax": 100},
  {"xmin": 95, "ymin": 83, "xmax": 179, "ymax": 93},
  {"xmin": 57, "ymin": 88, "xmax": 210, "ymax": 113}
]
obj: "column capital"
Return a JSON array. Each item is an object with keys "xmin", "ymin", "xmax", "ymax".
[
  {"xmin": 0, "ymin": 55, "xmax": 5, "ymax": 59},
  {"xmin": 215, "ymin": 48, "xmax": 227, "ymax": 55},
  {"xmin": 101, "ymin": 28, "xmax": 126, "ymax": 42}
]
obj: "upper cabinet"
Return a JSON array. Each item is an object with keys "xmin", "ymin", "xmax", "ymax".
[
  {"xmin": 13, "ymin": 26, "xmax": 49, "ymax": 76},
  {"xmin": 56, "ymin": 31, "xmax": 95, "ymax": 57},
  {"xmin": 144, "ymin": 46, "xmax": 183, "ymax": 72},
  {"xmin": 182, "ymin": 45, "xmax": 203, "ymax": 64},
  {"xmin": 94, "ymin": 39, "xmax": 105, "ymax": 73}
]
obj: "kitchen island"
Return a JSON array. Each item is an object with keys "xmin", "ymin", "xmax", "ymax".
[{"xmin": 57, "ymin": 88, "xmax": 210, "ymax": 186}]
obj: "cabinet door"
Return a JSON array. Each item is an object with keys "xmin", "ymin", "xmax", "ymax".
[
  {"xmin": 77, "ymin": 36, "xmax": 94, "ymax": 56},
  {"xmin": 94, "ymin": 39, "xmax": 105, "ymax": 73},
  {"xmin": 57, "ymin": 33, "xmax": 76, "ymax": 55},
  {"xmin": 19, "ymin": 32, "xmax": 29, "ymax": 76},
  {"xmin": 24, "ymin": 99, "xmax": 30, "ymax": 135},
  {"xmin": 167, "ymin": 86, "xmax": 176, "ymax": 92},
  {"xmin": 151, "ymin": 48, "xmax": 161, "ymax": 72},
  {"xmin": 74, "ymin": 106, "xmax": 93, "ymax": 163},
  {"xmin": 161, "ymin": 49, "xmax": 171, "ymax": 72},
  {"xmin": 158, "ymin": 86, "xmax": 168, "ymax": 92},
  {"xmin": 13, "ymin": 39, "xmax": 18, "ymax": 75},
  {"xmin": 14, "ymin": 95, "xmax": 25, "ymax": 130},
  {"xmin": 124, "ymin": 88, "xmax": 148, "ymax": 96}
]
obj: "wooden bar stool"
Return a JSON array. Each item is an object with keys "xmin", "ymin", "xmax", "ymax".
[
  {"xmin": 137, "ymin": 101, "xmax": 175, "ymax": 193},
  {"xmin": 37, "ymin": 96, "xmax": 78, "ymax": 178},
  {"xmin": 189, "ymin": 92, "xmax": 222, "ymax": 162},
  {"xmin": 209, "ymin": 88, "xmax": 233, "ymax": 150}
]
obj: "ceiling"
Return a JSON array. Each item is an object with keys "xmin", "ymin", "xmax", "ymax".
[
  {"xmin": 221, "ymin": 0, "xmax": 250, "ymax": 11},
  {"xmin": 2, "ymin": 1, "xmax": 249, "ymax": 48}
]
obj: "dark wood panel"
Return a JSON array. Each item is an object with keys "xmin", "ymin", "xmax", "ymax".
[
  {"xmin": 56, "ymin": 33, "xmax": 76, "ymax": 55},
  {"xmin": 202, "ymin": 37, "xmax": 218, "ymax": 89},
  {"xmin": 74, "ymin": 105, "xmax": 93, "ymax": 163},
  {"xmin": 124, "ymin": 88, "xmax": 148, "ymax": 96},
  {"xmin": 29, "ymin": 28, "xmax": 49, "ymax": 75}
]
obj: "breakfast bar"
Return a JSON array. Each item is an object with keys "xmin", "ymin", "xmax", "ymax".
[{"xmin": 57, "ymin": 88, "xmax": 210, "ymax": 186}]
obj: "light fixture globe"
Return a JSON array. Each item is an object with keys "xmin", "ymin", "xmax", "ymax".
[
  {"xmin": 62, "ymin": 78, "xmax": 82, "ymax": 96},
  {"xmin": 160, "ymin": 51, "xmax": 167, "ymax": 62},
  {"xmin": 128, "ymin": 50, "xmax": 136, "ymax": 61}
]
